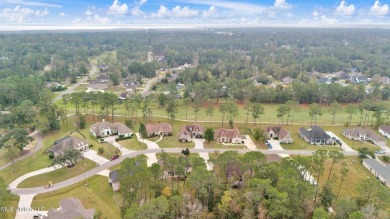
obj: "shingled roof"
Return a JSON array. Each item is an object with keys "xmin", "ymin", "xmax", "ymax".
[
  {"xmin": 146, "ymin": 123, "xmax": 172, "ymax": 136},
  {"xmin": 178, "ymin": 124, "xmax": 205, "ymax": 136},
  {"xmin": 44, "ymin": 198, "xmax": 95, "ymax": 219},
  {"xmin": 49, "ymin": 136, "xmax": 88, "ymax": 154},
  {"xmin": 343, "ymin": 127, "xmax": 385, "ymax": 142},
  {"xmin": 299, "ymin": 126, "xmax": 331, "ymax": 140},
  {"xmin": 265, "ymin": 126, "xmax": 290, "ymax": 139},
  {"xmin": 215, "ymin": 127, "xmax": 241, "ymax": 138}
]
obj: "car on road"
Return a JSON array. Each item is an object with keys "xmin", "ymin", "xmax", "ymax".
[
  {"xmin": 375, "ymin": 149, "xmax": 386, "ymax": 154},
  {"xmin": 110, "ymin": 154, "xmax": 120, "ymax": 161}
]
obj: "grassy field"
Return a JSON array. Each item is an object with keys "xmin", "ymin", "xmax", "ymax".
[
  {"xmin": 57, "ymin": 100, "xmax": 369, "ymax": 126},
  {"xmin": 18, "ymin": 159, "xmax": 95, "ymax": 188},
  {"xmin": 317, "ymin": 157, "xmax": 390, "ymax": 206},
  {"xmin": 3, "ymin": 196, "xmax": 19, "ymax": 219},
  {"xmin": 32, "ymin": 175, "xmax": 121, "ymax": 219},
  {"xmin": 203, "ymin": 142, "xmax": 247, "ymax": 150},
  {"xmin": 118, "ymin": 137, "xmax": 147, "ymax": 150}
]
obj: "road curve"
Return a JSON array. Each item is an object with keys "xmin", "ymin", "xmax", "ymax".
[{"xmin": 10, "ymin": 148, "xmax": 359, "ymax": 195}]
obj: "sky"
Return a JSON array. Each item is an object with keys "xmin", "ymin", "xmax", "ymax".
[{"xmin": 0, "ymin": 0, "xmax": 390, "ymax": 29}]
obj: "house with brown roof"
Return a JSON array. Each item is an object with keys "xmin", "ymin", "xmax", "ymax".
[
  {"xmin": 343, "ymin": 127, "xmax": 386, "ymax": 147},
  {"xmin": 43, "ymin": 197, "xmax": 95, "ymax": 219},
  {"xmin": 145, "ymin": 123, "xmax": 173, "ymax": 137},
  {"xmin": 90, "ymin": 120, "xmax": 133, "ymax": 138},
  {"xmin": 265, "ymin": 126, "xmax": 294, "ymax": 144},
  {"xmin": 379, "ymin": 125, "xmax": 390, "ymax": 139},
  {"xmin": 49, "ymin": 136, "xmax": 89, "ymax": 157},
  {"xmin": 214, "ymin": 127, "xmax": 243, "ymax": 144},
  {"xmin": 178, "ymin": 124, "xmax": 205, "ymax": 142},
  {"xmin": 299, "ymin": 126, "xmax": 334, "ymax": 145}
]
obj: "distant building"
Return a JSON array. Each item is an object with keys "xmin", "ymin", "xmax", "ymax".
[
  {"xmin": 281, "ymin": 77, "xmax": 294, "ymax": 84},
  {"xmin": 44, "ymin": 197, "xmax": 95, "ymax": 219},
  {"xmin": 317, "ymin": 77, "xmax": 332, "ymax": 84},
  {"xmin": 349, "ymin": 76, "xmax": 369, "ymax": 84},
  {"xmin": 87, "ymin": 83, "xmax": 108, "ymax": 91},
  {"xmin": 380, "ymin": 76, "xmax": 390, "ymax": 85},
  {"xmin": 299, "ymin": 126, "xmax": 334, "ymax": 145},
  {"xmin": 379, "ymin": 125, "xmax": 390, "ymax": 139},
  {"xmin": 99, "ymin": 64, "xmax": 108, "ymax": 72},
  {"xmin": 342, "ymin": 127, "xmax": 386, "ymax": 147},
  {"xmin": 145, "ymin": 123, "xmax": 173, "ymax": 137},
  {"xmin": 362, "ymin": 159, "xmax": 390, "ymax": 188},
  {"xmin": 96, "ymin": 74, "xmax": 109, "ymax": 83},
  {"xmin": 214, "ymin": 127, "xmax": 243, "ymax": 144},
  {"xmin": 265, "ymin": 126, "xmax": 294, "ymax": 144},
  {"xmin": 49, "ymin": 136, "xmax": 89, "ymax": 157}
]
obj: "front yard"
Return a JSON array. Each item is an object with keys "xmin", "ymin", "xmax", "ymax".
[
  {"xmin": 18, "ymin": 158, "xmax": 95, "ymax": 188},
  {"xmin": 157, "ymin": 136, "xmax": 195, "ymax": 149},
  {"xmin": 118, "ymin": 137, "xmax": 147, "ymax": 150}
]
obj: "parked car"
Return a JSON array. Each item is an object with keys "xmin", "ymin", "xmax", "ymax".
[
  {"xmin": 267, "ymin": 143, "xmax": 272, "ymax": 149},
  {"xmin": 110, "ymin": 154, "xmax": 120, "ymax": 161},
  {"xmin": 375, "ymin": 149, "xmax": 386, "ymax": 154},
  {"xmin": 332, "ymin": 137, "xmax": 342, "ymax": 146}
]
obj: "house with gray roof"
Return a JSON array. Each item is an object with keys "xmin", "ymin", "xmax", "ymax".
[
  {"xmin": 265, "ymin": 126, "xmax": 294, "ymax": 144},
  {"xmin": 299, "ymin": 126, "xmax": 334, "ymax": 145},
  {"xmin": 343, "ymin": 127, "xmax": 386, "ymax": 147},
  {"xmin": 87, "ymin": 83, "xmax": 108, "ymax": 91},
  {"xmin": 96, "ymin": 74, "xmax": 109, "ymax": 83},
  {"xmin": 109, "ymin": 170, "xmax": 120, "ymax": 192},
  {"xmin": 43, "ymin": 197, "xmax": 95, "ymax": 219},
  {"xmin": 49, "ymin": 136, "xmax": 89, "ymax": 157},
  {"xmin": 90, "ymin": 120, "xmax": 133, "ymax": 138},
  {"xmin": 379, "ymin": 125, "xmax": 390, "ymax": 139},
  {"xmin": 362, "ymin": 159, "xmax": 390, "ymax": 188}
]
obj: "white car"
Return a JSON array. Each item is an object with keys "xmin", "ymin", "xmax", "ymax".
[{"xmin": 375, "ymin": 149, "xmax": 386, "ymax": 154}]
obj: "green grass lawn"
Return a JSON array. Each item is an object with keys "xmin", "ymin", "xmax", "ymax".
[
  {"xmin": 157, "ymin": 136, "xmax": 195, "ymax": 149},
  {"xmin": 3, "ymin": 196, "xmax": 19, "ymax": 219},
  {"xmin": 118, "ymin": 137, "xmax": 147, "ymax": 150},
  {"xmin": 18, "ymin": 159, "xmax": 95, "ymax": 188},
  {"xmin": 32, "ymin": 175, "xmax": 121, "ymax": 219}
]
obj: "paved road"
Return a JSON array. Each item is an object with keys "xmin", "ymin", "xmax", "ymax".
[
  {"xmin": 0, "ymin": 131, "xmax": 43, "ymax": 171},
  {"xmin": 141, "ymin": 76, "xmax": 161, "ymax": 97},
  {"xmin": 10, "ymin": 148, "xmax": 361, "ymax": 195}
]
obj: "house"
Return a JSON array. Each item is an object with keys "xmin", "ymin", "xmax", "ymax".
[
  {"xmin": 214, "ymin": 127, "xmax": 243, "ymax": 144},
  {"xmin": 43, "ymin": 198, "xmax": 95, "ymax": 219},
  {"xmin": 49, "ymin": 136, "xmax": 89, "ymax": 157},
  {"xmin": 317, "ymin": 77, "xmax": 332, "ymax": 84},
  {"xmin": 379, "ymin": 126, "xmax": 390, "ymax": 139},
  {"xmin": 45, "ymin": 81, "xmax": 61, "ymax": 88},
  {"xmin": 265, "ymin": 126, "xmax": 294, "ymax": 144},
  {"xmin": 145, "ymin": 123, "xmax": 173, "ymax": 137},
  {"xmin": 99, "ymin": 64, "xmax": 108, "ymax": 72},
  {"xmin": 109, "ymin": 170, "xmax": 120, "ymax": 192},
  {"xmin": 90, "ymin": 120, "xmax": 133, "ymax": 138},
  {"xmin": 342, "ymin": 127, "xmax": 386, "ymax": 147},
  {"xmin": 299, "ymin": 126, "xmax": 334, "ymax": 145},
  {"xmin": 178, "ymin": 124, "xmax": 205, "ymax": 142},
  {"xmin": 380, "ymin": 76, "xmax": 390, "ymax": 86},
  {"xmin": 121, "ymin": 80, "xmax": 139, "ymax": 91},
  {"xmin": 118, "ymin": 91, "xmax": 134, "ymax": 103},
  {"xmin": 87, "ymin": 83, "xmax": 108, "ymax": 91},
  {"xmin": 362, "ymin": 159, "xmax": 390, "ymax": 188},
  {"xmin": 281, "ymin": 76, "xmax": 294, "ymax": 84},
  {"xmin": 349, "ymin": 76, "xmax": 369, "ymax": 84},
  {"xmin": 96, "ymin": 74, "xmax": 109, "ymax": 83}
]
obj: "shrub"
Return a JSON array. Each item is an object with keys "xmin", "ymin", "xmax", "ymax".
[
  {"xmin": 48, "ymin": 153, "xmax": 55, "ymax": 159},
  {"xmin": 383, "ymin": 156, "xmax": 390, "ymax": 162},
  {"xmin": 98, "ymin": 147, "xmax": 104, "ymax": 154}
]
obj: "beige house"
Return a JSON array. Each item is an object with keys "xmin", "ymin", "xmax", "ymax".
[
  {"xmin": 49, "ymin": 136, "xmax": 89, "ymax": 157},
  {"xmin": 342, "ymin": 127, "xmax": 386, "ymax": 147},
  {"xmin": 265, "ymin": 126, "xmax": 294, "ymax": 144},
  {"xmin": 145, "ymin": 123, "xmax": 173, "ymax": 137},
  {"xmin": 178, "ymin": 124, "xmax": 205, "ymax": 142},
  {"xmin": 90, "ymin": 120, "xmax": 133, "ymax": 138},
  {"xmin": 214, "ymin": 127, "xmax": 243, "ymax": 144}
]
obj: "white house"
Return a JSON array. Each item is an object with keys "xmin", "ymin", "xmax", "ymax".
[{"xmin": 90, "ymin": 120, "xmax": 133, "ymax": 138}]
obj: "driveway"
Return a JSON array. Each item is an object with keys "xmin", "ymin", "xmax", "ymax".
[
  {"xmin": 83, "ymin": 150, "xmax": 110, "ymax": 165},
  {"xmin": 193, "ymin": 139, "xmax": 212, "ymax": 170},
  {"xmin": 267, "ymin": 140, "xmax": 290, "ymax": 158},
  {"xmin": 325, "ymin": 131, "xmax": 355, "ymax": 152},
  {"xmin": 15, "ymin": 194, "xmax": 48, "ymax": 219},
  {"xmin": 135, "ymin": 133, "xmax": 158, "ymax": 166},
  {"xmin": 243, "ymin": 135, "xmax": 257, "ymax": 150},
  {"xmin": 104, "ymin": 136, "xmax": 134, "ymax": 155}
]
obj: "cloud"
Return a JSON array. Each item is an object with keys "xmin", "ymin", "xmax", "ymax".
[
  {"xmin": 312, "ymin": 10, "xmax": 320, "ymax": 17},
  {"xmin": 273, "ymin": 0, "xmax": 291, "ymax": 10},
  {"xmin": 131, "ymin": 0, "xmax": 147, "ymax": 16},
  {"xmin": 93, "ymin": 14, "xmax": 110, "ymax": 24},
  {"xmin": 3, "ymin": 0, "xmax": 61, "ymax": 8},
  {"xmin": 370, "ymin": 1, "xmax": 389, "ymax": 16},
  {"xmin": 182, "ymin": 0, "xmax": 265, "ymax": 15},
  {"xmin": 85, "ymin": 9, "xmax": 92, "ymax": 16},
  {"xmin": 0, "ymin": 5, "xmax": 49, "ymax": 23},
  {"xmin": 336, "ymin": 1, "xmax": 355, "ymax": 16},
  {"xmin": 109, "ymin": 0, "xmax": 128, "ymax": 15},
  {"xmin": 202, "ymin": 6, "xmax": 217, "ymax": 17},
  {"xmin": 320, "ymin": 15, "xmax": 337, "ymax": 24},
  {"xmin": 151, "ymin": 5, "xmax": 199, "ymax": 18},
  {"xmin": 59, "ymin": 12, "xmax": 65, "ymax": 17}
]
